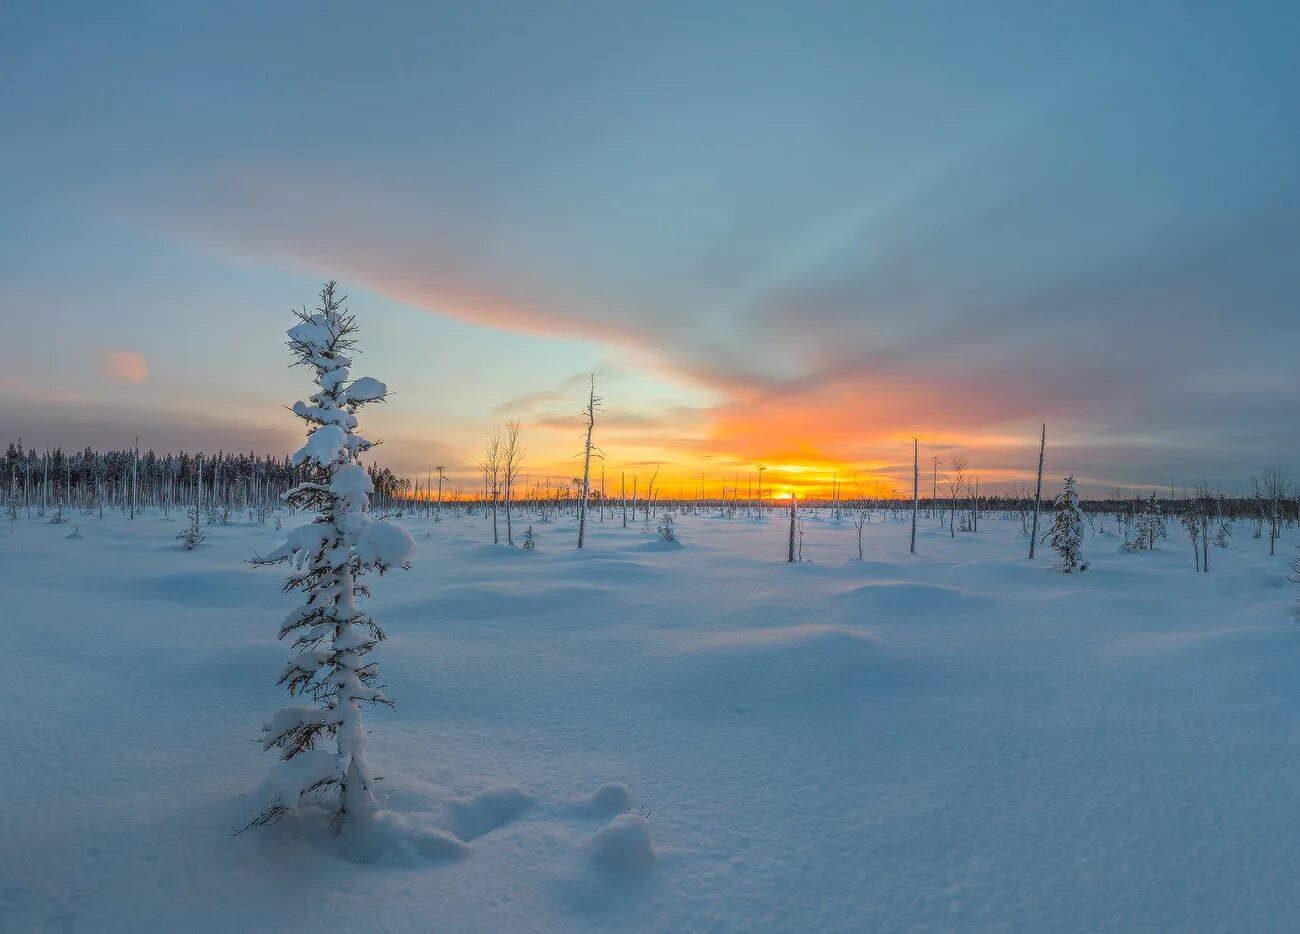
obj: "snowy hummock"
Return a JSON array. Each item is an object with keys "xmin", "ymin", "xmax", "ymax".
[{"xmin": 2, "ymin": 512, "xmax": 1298, "ymax": 931}]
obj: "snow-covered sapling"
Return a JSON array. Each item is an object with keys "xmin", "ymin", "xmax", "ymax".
[
  {"xmin": 246, "ymin": 282, "xmax": 415, "ymax": 831},
  {"xmin": 1046, "ymin": 476, "xmax": 1085, "ymax": 573},
  {"xmin": 5, "ymin": 470, "xmax": 18, "ymax": 531},
  {"xmin": 176, "ymin": 505, "xmax": 205, "ymax": 550},
  {"xmin": 1126, "ymin": 493, "xmax": 1166, "ymax": 551},
  {"xmin": 522, "ymin": 525, "xmax": 537, "ymax": 550},
  {"xmin": 657, "ymin": 512, "xmax": 677, "ymax": 543}
]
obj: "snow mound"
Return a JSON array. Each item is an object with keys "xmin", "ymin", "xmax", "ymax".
[
  {"xmin": 64, "ymin": 528, "xmax": 83, "ymax": 539},
  {"xmin": 1108, "ymin": 623, "xmax": 1292, "ymax": 663},
  {"xmin": 447, "ymin": 785, "xmax": 533, "ymax": 842},
  {"xmin": 690, "ymin": 622, "xmax": 874, "ymax": 650},
  {"xmin": 127, "ymin": 568, "xmax": 270, "ymax": 608},
  {"xmin": 585, "ymin": 783, "xmax": 633, "ymax": 815},
  {"xmin": 838, "ymin": 580, "xmax": 984, "ymax": 615},
  {"xmin": 585, "ymin": 813, "xmax": 655, "ymax": 874},
  {"xmin": 635, "ymin": 538, "xmax": 684, "ymax": 551},
  {"xmin": 661, "ymin": 622, "xmax": 916, "ymax": 716},
  {"xmin": 339, "ymin": 810, "xmax": 470, "ymax": 866},
  {"xmin": 473, "ymin": 543, "xmax": 533, "ymax": 558}
]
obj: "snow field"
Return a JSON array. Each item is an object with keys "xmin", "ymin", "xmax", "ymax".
[{"xmin": 1, "ymin": 511, "xmax": 1297, "ymax": 931}]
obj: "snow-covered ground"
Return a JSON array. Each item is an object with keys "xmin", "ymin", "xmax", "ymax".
[{"xmin": 3, "ymin": 510, "xmax": 1298, "ymax": 932}]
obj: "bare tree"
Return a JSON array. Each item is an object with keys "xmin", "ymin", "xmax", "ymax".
[
  {"xmin": 852, "ymin": 484, "xmax": 870, "ymax": 559},
  {"xmin": 1257, "ymin": 469, "xmax": 1290, "ymax": 556},
  {"xmin": 501, "ymin": 422, "xmax": 524, "ymax": 546},
  {"xmin": 930, "ymin": 455, "xmax": 940, "ymax": 522},
  {"xmin": 577, "ymin": 375, "xmax": 600, "ymax": 550},
  {"xmin": 947, "ymin": 455, "xmax": 967, "ymax": 538},
  {"xmin": 910, "ymin": 439, "xmax": 919, "ymax": 554},
  {"xmin": 644, "ymin": 465, "xmax": 660, "ymax": 522},
  {"xmin": 480, "ymin": 429, "xmax": 501, "ymax": 545},
  {"xmin": 1029, "ymin": 423, "xmax": 1046, "ymax": 559},
  {"xmin": 787, "ymin": 494, "xmax": 797, "ymax": 563}
]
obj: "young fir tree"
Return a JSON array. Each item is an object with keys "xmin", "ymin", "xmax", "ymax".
[
  {"xmin": 657, "ymin": 512, "xmax": 678, "ymax": 543},
  {"xmin": 1047, "ymin": 476, "xmax": 1085, "ymax": 573},
  {"xmin": 247, "ymin": 283, "xmax": 415, "ymax": 831},
  {"xmin": 1128, "ymin": 492, "xmax": 1167, "ymax": 551}
]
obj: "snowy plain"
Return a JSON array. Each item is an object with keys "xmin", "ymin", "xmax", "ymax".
[{"xmin": 2, "ymin": 509, "xmax": 1298, "ymax": 932}]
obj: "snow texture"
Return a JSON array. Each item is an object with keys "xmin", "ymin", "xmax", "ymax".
[
  {"xmin": 585, "ymin": 814, "xmax": 656, "ymax": 874},
  {"xmin": 2, "ymin": 511, "xmax": 1298, "ymax": 931}
]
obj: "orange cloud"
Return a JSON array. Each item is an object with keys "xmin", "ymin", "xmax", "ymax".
[{"xmin": 102, "ymin": 350, "xmax": 150, "ymax": 384}]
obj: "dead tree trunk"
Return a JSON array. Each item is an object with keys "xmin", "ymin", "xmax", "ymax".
[
  {"xmin": 787, "ymin": 494, "xmax": 797, "ymax": 563},
  {"xmin": 576, "ymin": 375, "xmax": 598, "ymax": 549},
  {"xmin": 910, "ymin": 438, "xmax": 919, "ymax": 555},
  {"xmin": 1028, "ymin": 423, "xmax": 1046, "ymax": 559}
]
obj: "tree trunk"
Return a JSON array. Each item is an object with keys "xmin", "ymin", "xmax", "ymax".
[
  {"xmin": 787, "ymin": 495, "xmax": 797, "ymax": 563},
  {"xmin": 577, "ymin": 376, "xmax": 596, "ymax": 549},
  {"xmin": 910, "ymin": 438, "xmax": 919, "ymax": 555},
  {"xmin": 1029, "ymin": 424, "xmax": 1045, "ymax": 559}
]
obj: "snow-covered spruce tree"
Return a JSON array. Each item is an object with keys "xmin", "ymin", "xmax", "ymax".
[
  {"xmin": 657, "ymin": 512, "xmax": 677, "ymax": 543},
  {"xmin": 1046, "ymin": 476, "xmax": 1085, "ymax": 573},
  {"xmin": 1127, "ymin": 492, "xmax": 1166, "ymax": 551},
  {"xmin": 522, "ymin": 524, "xmax": 537, "ymax": 550},
  {"xmin": 246, "ymin": 283, "xmax": 415, "ymax": 831}
]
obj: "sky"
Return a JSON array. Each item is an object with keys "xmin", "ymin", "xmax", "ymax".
[{"xmin": 2, "ymin": 1, "xmax": 1297, "ymax": 498}]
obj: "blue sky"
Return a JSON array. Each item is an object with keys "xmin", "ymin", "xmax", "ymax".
[{"xmin": 2, "ymin": 1, "xmax": 1297, "ymax": 493}]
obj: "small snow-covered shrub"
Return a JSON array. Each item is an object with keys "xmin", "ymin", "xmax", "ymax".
[
  {"xmin": 657, "ymin": 513, "xmax": 677, "ymax": 543},
  {"xmin": 1126, "ymin": 493, "xmax": 1166, "ymax": 551},
  {"xmin": 176, "ymin": 506, "xmax": 205, "ymax": 550},
  {"xmin": 522, "ymin": 525, "xmax": 536, "ymax": 550},
  {"xmin": 585, "ymin": 812, "xmax": 655, "ymax": 874}
]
